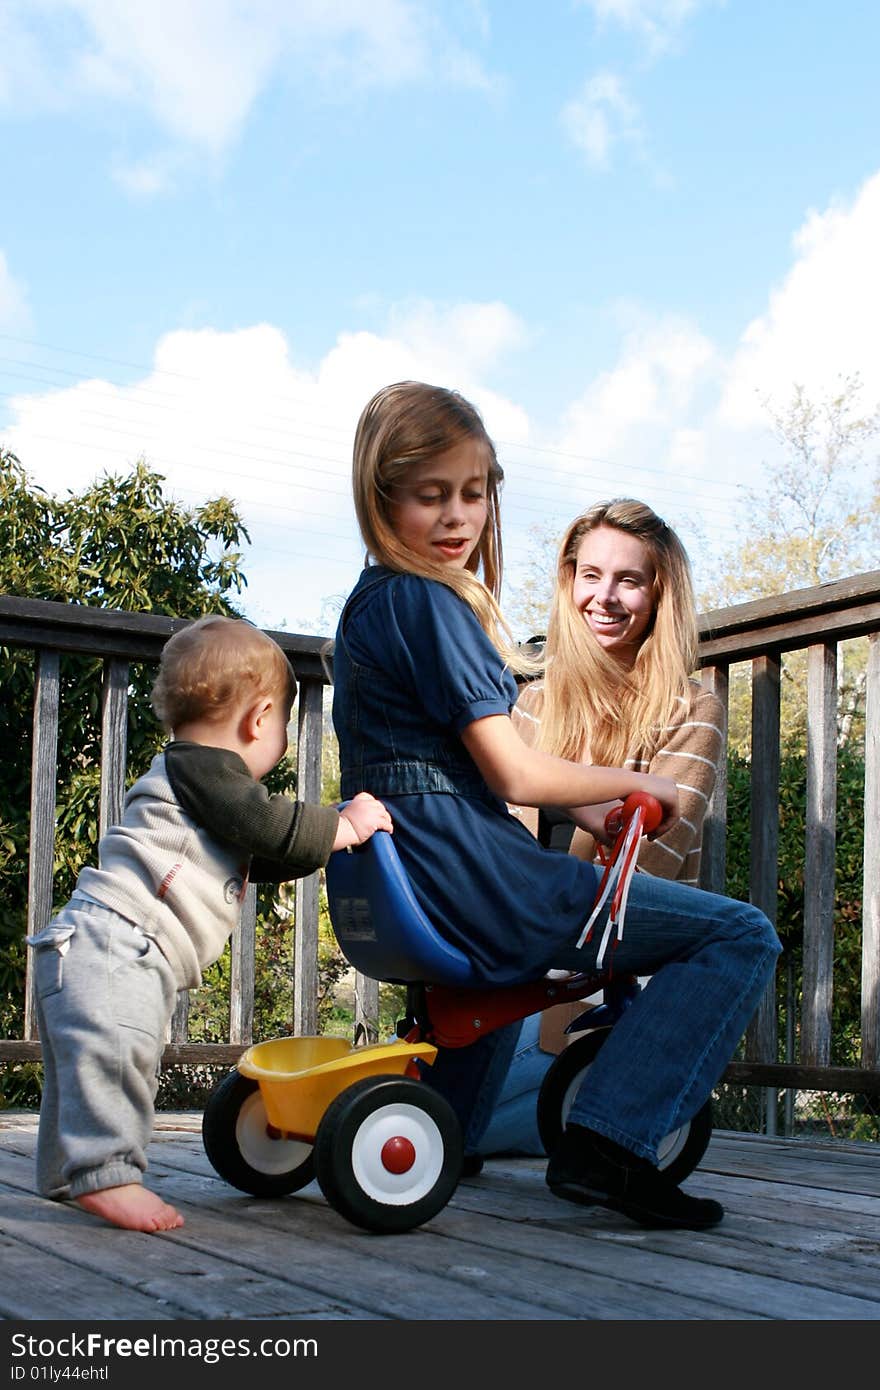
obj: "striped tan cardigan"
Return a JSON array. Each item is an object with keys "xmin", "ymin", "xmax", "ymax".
[{"xmin": 510, "ymin": 678, "xmax": 725, "ymax": 887}]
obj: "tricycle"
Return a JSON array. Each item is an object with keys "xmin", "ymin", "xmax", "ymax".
[{"xmin": 202, "ymin": 793, "xmax": 712, "ymax": 1232}]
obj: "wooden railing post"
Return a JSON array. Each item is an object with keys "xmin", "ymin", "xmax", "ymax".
[
  {"xmin": 25, "ymin": 651, "xmax": 60, "ymax": 1040},
  {"xmin": 293, "ymin": 677, "xmax": 324, "ymax": 1037},
  {"xmin": 802, "ymin": 643, "xmax": 838, "ymax": 1065},
  {"xmin": 747, "ymin": 654, "xmax": 781, "ymax": 1127},
  {"xmin": 99, "ymin": 658, "xmax": 129, "ymax": 835},
  {"xmin": 169, "ymin": 988, "xmax": 189, "ymax": 1044},
  {"xmin": 699, "ymin": 662, "xmax": 729, "ymax": 895},
  {"xmin": 229, "ymin": 884, "xmax": 256, "ymax": 1046},
  {"xmin": 354, "ymin": 972, "xmax": 380, "ymax": 1045},
  {"xmin": 862, "ymin": 633, "xmax": 880, "ymax": 1068}
]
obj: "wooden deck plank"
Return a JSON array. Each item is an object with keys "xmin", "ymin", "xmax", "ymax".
[
  {"xmin": 142, "ymin": 1170, "xmax": 747, "ymax": 1322},
  {"xmin": 0, "ymin": 1175, "xmax": 377, "ymax": 1322},
  {"xmin": 0, "ymin": 1142, "xmax": 569, "ymax": 1322},
  {"xmin": 0, "ymin": 1226, "xmax": 183, "ymax": 1321},
  {"xmin": 2, "ymin": 1113, "xmax": 879, "ymax": 1322},
  {"xmin": 446, "ymin": 1165, "xmax": 880, "ymax": 1317}
]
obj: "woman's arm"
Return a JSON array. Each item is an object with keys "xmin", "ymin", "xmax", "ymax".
[
  {"xmin": 634, "ymin": 687, "xmax": 724, "ymax": 881},
  {"xmin": 460, "ymin": 714, "xmax": 679, "ymax": 832}
]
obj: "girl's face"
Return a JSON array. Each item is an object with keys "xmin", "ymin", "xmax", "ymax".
[
  {"xmin": 571, "ymin": 525, "xmax": 656, "ymax": 667},
  {"xmin": 389, "ymin": 438, "xmax": 490, "ymax": 570}
]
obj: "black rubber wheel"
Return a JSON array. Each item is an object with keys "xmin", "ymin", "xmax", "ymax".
[
  {"xmin": 314, "ymin": 1075, "xmax": 463, "ymax": 1234},
  {"xmin": 202, "ymin": 1069, "xmax": 316, "ymax": 1197},
  {"xmin": 536, "ymin": 1029, "xmax": 713, "ymax": 1185}
]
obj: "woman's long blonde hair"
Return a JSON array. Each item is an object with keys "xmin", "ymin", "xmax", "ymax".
[
  {"xmin": 536, "ymin": 499, "xmax": 698, "ymax": 765},
  {"xmin": 352, "ymin": 380, "xmax": 537, "ymax": 674}
]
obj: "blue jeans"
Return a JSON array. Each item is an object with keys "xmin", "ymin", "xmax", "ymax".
[
  {"xmin": 549, "ymin": 876, "xmax": 780, "ymax": 1161},
  {"xmin": 477, "ymin": 1013, "xmax": 549, "ymax": 1156},
  {"xmin": 432, "ymin": 875, "xmax": 780, "ymax": 1166},
  {"xmin": 418, "ymin": 1021, "xmax": 522, "ymax": 1153}
]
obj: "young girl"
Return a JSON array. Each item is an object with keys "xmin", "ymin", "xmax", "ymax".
[
  {"xmin": 482, "ymin": 501, "xmax": 726, "ymax": 1156},
  {"xmin": 331, "ymin": 381, "xmax": 780, "ymax": 1230}
]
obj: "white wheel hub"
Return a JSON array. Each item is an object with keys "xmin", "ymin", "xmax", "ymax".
[
  {"xmin": 351, "ymin": 1103, "xmax": 445, "ymax": 1205},
  {"xmin": 235, "ymin": 1091, "xmax": 312, "ymax": 1176}
]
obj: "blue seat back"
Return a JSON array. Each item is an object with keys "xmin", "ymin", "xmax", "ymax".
[{"xmin": 325, "ymin": 831, "xmax": 480, "ymax": 987}]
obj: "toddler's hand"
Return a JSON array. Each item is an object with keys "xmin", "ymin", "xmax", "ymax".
[{"xmin": 334, "ymin": 792, "xmax": 394, "ymax": 850}]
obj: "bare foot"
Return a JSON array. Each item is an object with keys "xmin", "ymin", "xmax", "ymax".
[{"xmin": 75, "ymin": 1184, "xmax": 184, "ymax": 1232}]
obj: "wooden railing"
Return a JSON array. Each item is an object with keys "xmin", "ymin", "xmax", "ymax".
[
  {"xmin": 0, "ymin": 572, "xmax": 878, "ymax": 1102},
  {"xmin": 695, "ymin": 569, "xmax": 880, "ymax": 1101}
]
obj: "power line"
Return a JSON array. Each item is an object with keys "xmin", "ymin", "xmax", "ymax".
[{"xmin": 0, "ymin": 336, "xmax": 754, "ymax": 509}]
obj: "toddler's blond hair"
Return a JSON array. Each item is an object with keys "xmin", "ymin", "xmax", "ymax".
[{"xmin": 151, "ymin": 615, "xmax": 296, "ymax": 732}]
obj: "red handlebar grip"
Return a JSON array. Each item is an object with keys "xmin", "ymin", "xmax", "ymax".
[
  {"xmin": 604, "ymin": 807, "xmax": 624, "ymax": 836},
  {"xmin": 605, "ymin": 792, "xmax": 663, "ymax": 837}
]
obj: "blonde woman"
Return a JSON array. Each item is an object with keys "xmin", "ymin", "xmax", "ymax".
[
  {"xmin": 515, "ymin": 499, "xmax": 724, "ymax": 879},
  {"xmin": 481, "ymin": 500, "xmax": 726, "ymax": 1157}
]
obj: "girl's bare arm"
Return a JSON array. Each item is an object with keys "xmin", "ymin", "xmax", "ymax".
[{"xmin": 460, "ymin": 714, "xmax": 679, "ymax": 834}]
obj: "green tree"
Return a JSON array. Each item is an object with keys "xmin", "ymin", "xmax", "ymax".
[{"xmin": 0, "ymin": 449, "xmax": 251, "ymax": 915}]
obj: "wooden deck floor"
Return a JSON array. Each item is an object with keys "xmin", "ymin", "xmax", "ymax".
[{"xmin": 1, "ymin": 1110, "xmax": 879, "ymax": 1323}]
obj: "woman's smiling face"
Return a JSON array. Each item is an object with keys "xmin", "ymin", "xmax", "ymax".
[
  {"xmin": 572, "ymin": 525, "xmax": 656, "ymax": 666},
  {"xmin": 389, "ymin": 438, "xmax": 490, "ymax": 570}
]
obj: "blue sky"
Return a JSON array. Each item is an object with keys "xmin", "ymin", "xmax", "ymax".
[{"xmin": 2, "ymin": 0, "xmax": 879, "ymax": 635}]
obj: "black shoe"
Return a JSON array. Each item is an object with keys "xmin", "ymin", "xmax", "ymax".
[
  {"xmin": 546, "ymin": 1123, "xmax": 723, "ymax": 1230},
  {"xmin": 461, "ymin": 1153, "xmax": 484, "ymax": 1177}
]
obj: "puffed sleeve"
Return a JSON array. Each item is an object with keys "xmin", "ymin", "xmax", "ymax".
[{"xmin": 382, "ymin": 575, "xmax": 518, "ymax": 730}]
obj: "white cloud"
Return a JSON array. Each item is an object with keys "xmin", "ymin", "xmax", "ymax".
[
  {"xmin": 516, "ymin": 172, "xmax": 880, "ymax": 553},
  {"xmin": 561, "ymin": 71, "xmax": 642, "ymax": 170},
  {"xmin": 558, "ymin": 314, "xmax": 716, "ymax": 457},
  {"xmin": 490, "ymin": 312, "xmax": 729, "ymax": 577},
  {"xmin": 7, "ymin": 163, "xmax": 878, "ymax": 627},
  {"xmin": 719, "ymin": 170, "xmax": 880, "ymax": 428},
  {"xmin": 0, "ymin": 0, "xmax": 496, "ymax": 168},
  {"xmin": 578, "ymin": 0, "xmax": 707, "ymax": 54},
  {"xmin": 2, "ymin": 302, "xmax": 528, "ymax": 628},
  {"xmin": 70, "ymin": 0, "xmax": 286, "ymax": 153},
  {"xmin": 387, "ymin": 299, "xmax": 529, "ymax": 380}
]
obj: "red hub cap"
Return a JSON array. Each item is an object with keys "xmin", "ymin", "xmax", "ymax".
[{"xmin": 380, "ymin": 1135, "xmax": 417, "ymax": 1174}]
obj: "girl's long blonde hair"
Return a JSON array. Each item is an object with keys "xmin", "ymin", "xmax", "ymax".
[
  {"xmin": 352, "ymin": 380, "xmax": 537, "ymax": 674},
  {"xmin": 536, "ymin": 499, "xmax": 698, "ymax": 766}
]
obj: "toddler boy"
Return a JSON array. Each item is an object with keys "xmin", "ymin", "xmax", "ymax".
[{"xmin": 28, "ymin": 615, "xmax": 392, "ymax": 1232}]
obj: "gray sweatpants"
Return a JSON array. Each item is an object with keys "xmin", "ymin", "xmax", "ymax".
[{"xmin": 27, "ymin": 893, "xmax": 179, "ymax": 1199}]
